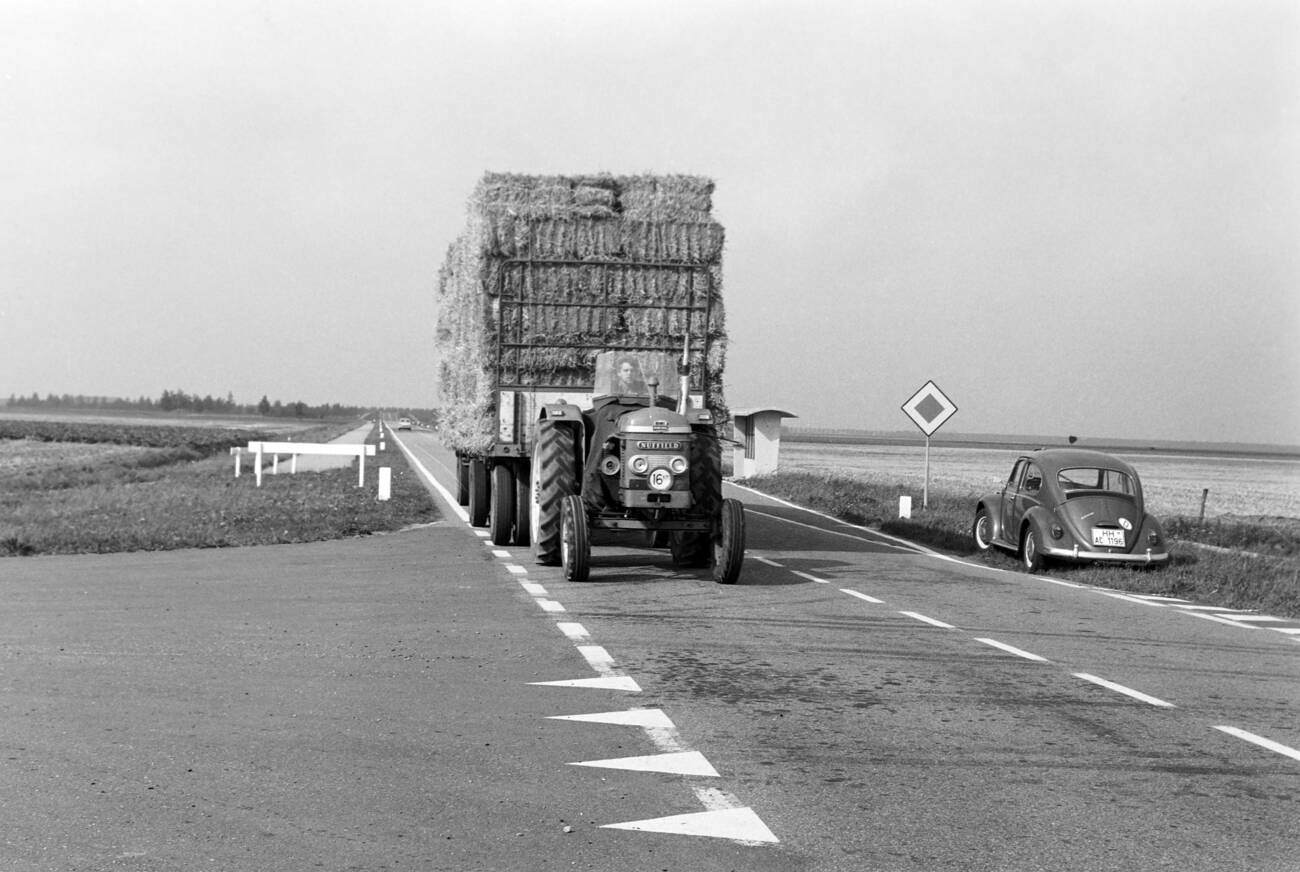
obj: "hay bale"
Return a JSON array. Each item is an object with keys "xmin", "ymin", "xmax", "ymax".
[{"xmin": 436, "ymin": 172, "xmax": 729, "ymax": 453}]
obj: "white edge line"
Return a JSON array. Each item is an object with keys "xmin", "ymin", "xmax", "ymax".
[
  {"xmin": 752, "ymin": 556, "xmax": 784, "ymax": 567},
  {"xmin": 974, "ymin": 637, "xmax": 1050, "ymax": 662},
  {"xmin": 1187, "ymin": 612, "xmax": 1259, "ymax": 629},
  {"xmin": 387, "ymin": 433, "xmax": 468, "ymax": 522},
  {"xmin": 792, "ymin": 571, "xmax": 829, "ymax": 584},
  {"xmin": 1073, "ymin": 673, "xmax": 1175, "ymax": 708},
  {"xmin": 1213, "ymin": 726, "xmax": 1300, "ymax": 762},
  {"xmin": 840, "ymin": 588, "xmax": 885, "ymax": 604}
]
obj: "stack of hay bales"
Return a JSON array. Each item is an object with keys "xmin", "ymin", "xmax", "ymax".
[{"xmin": 436, "ymin": 173, "xmax": 727, "ymax": 455}]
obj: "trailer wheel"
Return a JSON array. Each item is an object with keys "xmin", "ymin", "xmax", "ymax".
[
  {"xmin": 531, "ymin": 421, "xmax": 577, "ymax": 566},
  {"xmin": 561, "ymin": 494, "xmax": 591, "ymax": 582},
  {"xmin": 712, "ymin": 498, "xmax": 746, "ymax": 584},
  {"xmin": 512, "ymin": 460, "xmax": 531, "ymax": 547},
  {"xmin": 456, "ymin": 456, "xmax": 470, "ymax": 506},
  {"xmin": 468, "ymin": 458, "xmax": 489, "ymax": 527},
  {"xmin": 489, "ymin": 464, "xmax": 515, "ymax": 546}
]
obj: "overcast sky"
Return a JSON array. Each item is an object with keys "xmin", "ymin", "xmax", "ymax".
[{"xmin": 3, "ymin": 0, "xmax": 1297, "ymax": 445}]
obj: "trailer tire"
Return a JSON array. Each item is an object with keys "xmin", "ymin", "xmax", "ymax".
[
  {"xmin": 561, "ymin": 494, "xmax": 591, "ymax": 582},
  {"xmin": 468, "ymin": 458, "xmax": 490, "ymax": 527},
  {"xmin": 531, "ymin": 421, "xmax": 577, "ymax": 566},
  {"xmin": 489, "ymin": 464, "xmax": 515, "ymax": 546},
  {"xmin": 456, "ymin": 456, "xmax": 470, "ymax": 506},
  {"xmin": 512, "ymin": 460, "xmax": 531, "ymax": 547},
  {"xmin": 712, "ymin": 498, "xmax": 745, "ymax": 584}
]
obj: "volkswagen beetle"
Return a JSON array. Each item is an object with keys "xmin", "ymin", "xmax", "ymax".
[{"xmin": 972, "ymin": 448, "xmax": 1168, "ymax": 571}]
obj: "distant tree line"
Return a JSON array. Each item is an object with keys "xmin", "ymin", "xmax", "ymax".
[{"xmin": 4, "ymin": 390, "xmax": 374, "ymax": 420}]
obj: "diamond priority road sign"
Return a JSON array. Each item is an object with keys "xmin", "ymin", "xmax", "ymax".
[{"xmin": 901, "ymin": 380, "xmax": 958, "ymax": 437}]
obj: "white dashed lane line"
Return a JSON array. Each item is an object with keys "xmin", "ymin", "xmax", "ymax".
[
  {"xmin": 825, "ymin": 571, "xmax": 1300, "ymax": 764},
  {"xmin": 900, "ymin": 611, "xmax": 956, "ymax": 629},
  {"xmin": 1074, "ymin": 673, "xmax": 1176, "ymax": 708}
]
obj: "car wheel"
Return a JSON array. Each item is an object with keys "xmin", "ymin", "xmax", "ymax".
[
  {"xmin": 972, "ymin": 508, "xmax": 993, "ymax": 551},
  {"xmin": 1021, "ymin": 527, "xmax": 1045, "ymax": 573}
]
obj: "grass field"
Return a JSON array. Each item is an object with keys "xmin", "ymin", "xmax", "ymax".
[{"xmin": 0, "ymin": 415, "xmax": 438, "ymax": 556}]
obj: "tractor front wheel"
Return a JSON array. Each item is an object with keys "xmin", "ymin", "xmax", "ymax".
[
  {"xmin": 561, "ymin": 494, "xmax": 591, "ymax": 582},
  {"xmin": 712, "ymin": 498, "xmax": 745, "ymax": 584}
]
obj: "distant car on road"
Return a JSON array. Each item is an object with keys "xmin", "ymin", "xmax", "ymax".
[
  {"xmin": 397, "ymin": 417, "xmax": 413, "ymax": 430},
  {"xmin": 972, "ymin": 448, "xmax": 1168, "ymax": 571}
]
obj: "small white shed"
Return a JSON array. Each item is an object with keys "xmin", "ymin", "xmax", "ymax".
[{"xmin": 730, "ymin": 407, "xmax": 798, "ymax": 477}]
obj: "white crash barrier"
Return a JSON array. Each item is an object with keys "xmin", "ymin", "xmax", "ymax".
[{"xmin": 246, "ymin": 441, "xmax": 377, "ymax": 487}]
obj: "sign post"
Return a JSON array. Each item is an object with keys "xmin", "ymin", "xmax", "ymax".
[{"xmin": 900, "ymin": 380, "xmax": 958, "ymax": 508}]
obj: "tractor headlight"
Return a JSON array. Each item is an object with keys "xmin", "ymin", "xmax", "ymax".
[
  {"xmin": 648, "ymin": 469, "xmax": 674, "ymax": 491},
  {"xmin": 669, "ymin": 455, "xmax": 687, "ymax": 474},
  {"xmin": 629, "ymin": 456, "xmax": 649, "ymax": 475}
]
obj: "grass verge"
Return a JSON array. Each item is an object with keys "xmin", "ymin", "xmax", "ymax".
[
  {"xmin": 736, "ymin": 470, "xmax": 1300, "ymax": 619},
  {"xmin": 1, "ymin": 421, "xmax": 439, "ymax": 556}
]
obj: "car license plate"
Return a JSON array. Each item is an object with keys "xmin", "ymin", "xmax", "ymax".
[{"xmin": 1092, "ymin": 528, "xmax": 1125, "ymax": 548}]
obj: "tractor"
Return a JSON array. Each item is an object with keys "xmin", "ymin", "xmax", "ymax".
[{"xmin": 527, "ymin": 350, "xmax": 745, "ymax": 584}]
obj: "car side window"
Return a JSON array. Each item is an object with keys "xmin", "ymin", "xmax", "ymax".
[
  {"xmin": 1022, "ymin": 463, "xmax": 1043, "ymax": 495},
  {"xmin": 1008, "ymin": 459, "xmax": 1026, "ymax": 488}
]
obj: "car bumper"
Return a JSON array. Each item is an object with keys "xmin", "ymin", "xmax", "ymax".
[{"xmin": 1042, "ymin": 545, "xmax": 1169, "ymax": 565}]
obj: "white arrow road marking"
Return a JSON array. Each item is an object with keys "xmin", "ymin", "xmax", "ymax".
[
  {"xmin": 548, "ymin": 708, "xmax": 685, "ymax": 751},
  {"xmin": 548, "ymin": 708, "xmax": 676, "ymax": 730},
  {"xmin": 603, "ymin": 806, "xmax": 780, "ymax": 844},
  {"xmin": 530, "ymin": 675, "xmax": 642, "ymax": 692},
  {"xmin": 571, "ymin": 750, "xmax": 719, "ymax": 777}
]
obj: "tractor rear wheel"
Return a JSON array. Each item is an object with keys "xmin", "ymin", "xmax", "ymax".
[
  {"xmin": 561, "ymin": 494, "xmax": 591, "ymax": 582},
  {"xmin": 712, "ymin": 498, "xmax": 745, "ymax": 584},
  {"xmin": 467, "ymin": 458, "xmax": 489, "ymax": 527},
  {"xmin": 530, "ymin": 421, "xmax": 577, "ymax": 566},
  {"xmin": 489, "ymin": 464, "xmax": 515, "ymax": 546}
]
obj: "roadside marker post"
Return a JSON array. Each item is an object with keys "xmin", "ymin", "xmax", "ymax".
[
  {"xmin": 901, "ymin": 380, "xmax": 958, "ymax": 509},
  {"xmin": 378, "ymin": 467, "xmax": 392, "ymax": 501}
]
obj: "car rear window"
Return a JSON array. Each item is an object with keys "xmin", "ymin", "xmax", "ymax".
[{"xmin": 1058, "ymin": 467, "xmax": 1136, "ymax": 497}]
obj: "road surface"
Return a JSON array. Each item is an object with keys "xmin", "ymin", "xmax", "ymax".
[{"xmin": 2, "ymin": 424, "xmax": 1296, "ymax": 871}]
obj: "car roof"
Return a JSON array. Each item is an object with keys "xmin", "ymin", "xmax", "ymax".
[{"xmin": 1021, "ymin": 448, "xmax": 1139, "ymax": 476}]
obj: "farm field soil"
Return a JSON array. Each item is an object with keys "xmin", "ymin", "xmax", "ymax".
[{"xmin": 776, "ymin": 442, "xmax": 1300, "ymax": 521}]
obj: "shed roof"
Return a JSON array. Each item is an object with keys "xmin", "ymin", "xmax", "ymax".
[{"xmin": 730, "ymin": 407, "xmax": 798, "ymax": 419}]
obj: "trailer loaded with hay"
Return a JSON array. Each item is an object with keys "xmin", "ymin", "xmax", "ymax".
[{"xmin": 434, "ymin": 172, "xmax": 744, "ymax": 583}]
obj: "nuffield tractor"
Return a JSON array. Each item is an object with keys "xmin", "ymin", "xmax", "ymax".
[{"xmin": 529, "ymin": 351, "xmax": 745, "ymax": 584}]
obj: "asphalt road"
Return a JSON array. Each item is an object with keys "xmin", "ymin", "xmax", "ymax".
[{"xmin": 3, "ymin": 426, "xmax": 1297, "ymax": 871}]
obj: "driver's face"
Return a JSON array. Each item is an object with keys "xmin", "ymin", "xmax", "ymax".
[{"xmin": 619, "ymin": 363, "xmax": 633, "ymax": 380}]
